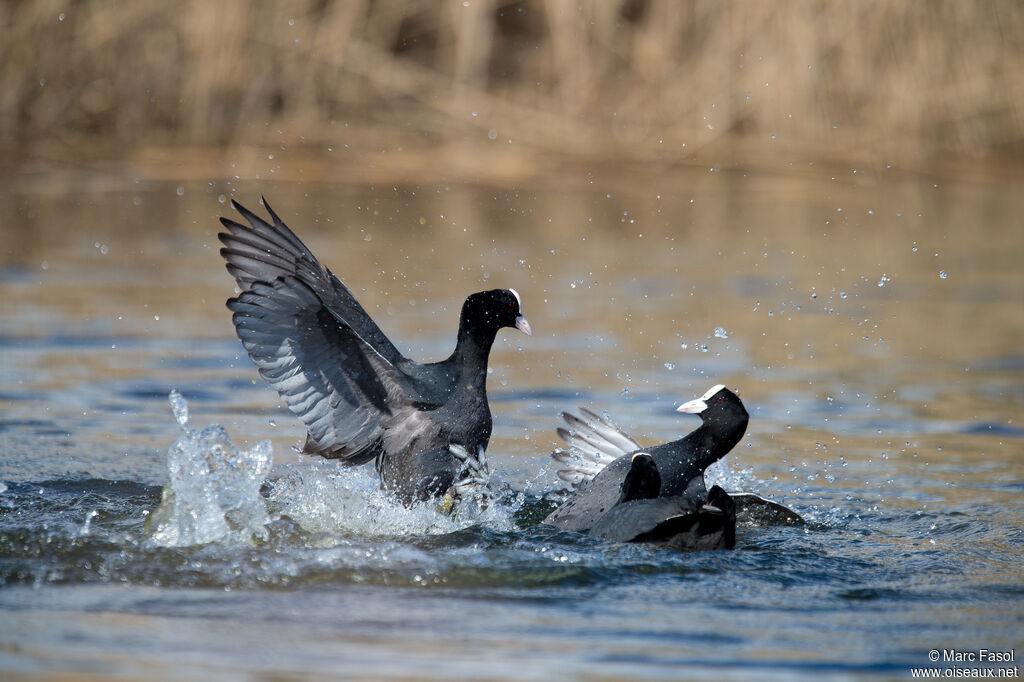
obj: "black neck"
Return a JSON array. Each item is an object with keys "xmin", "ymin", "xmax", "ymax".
[
  {"xmin": 449, "ymin": 320, "xmax": 499, "ymax": 390},
  {"xmin": 696, "ymin": 414, "xmax": 749, "ymax": 466}
]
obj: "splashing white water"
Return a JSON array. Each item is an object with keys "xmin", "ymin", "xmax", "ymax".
[
  {"xmin": 149, "ymin": 392, "xmax": 519, "ymax": 546},
  {"xmin": 704, "ymin": 458, "xmax": 757, "ymax": 492},
  {"xmin": 149, "ymin": 391, "xmax": 273, "ymax": 547},
  {"xmin": 267, "ymin": 460, "xmax": 520, "ymax": 538}
]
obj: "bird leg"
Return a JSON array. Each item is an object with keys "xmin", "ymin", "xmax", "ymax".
[{"xmin": 447, "ymin": 444, "xmax": 492, "ymax": 508}]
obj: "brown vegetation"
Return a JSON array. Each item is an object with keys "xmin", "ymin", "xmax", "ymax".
[{"xmin": 2, "ymin": 0, "xmax": 1022, "ymax": 183}]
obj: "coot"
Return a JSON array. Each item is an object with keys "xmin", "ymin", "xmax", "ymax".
[
  {"xmin": 218, "ymin": 199, "xmax": 531, "ymax": 505},
  {"xmin": 547, "ymin": 384, "xmax": 802, "ymax": 529},
  {"xmin": 544, "ymin": 384, "xmax": 748, "ymax": 530},
  {"xmin": 588, "ymin": 454, "xmax": 737, "ymax": 550}
]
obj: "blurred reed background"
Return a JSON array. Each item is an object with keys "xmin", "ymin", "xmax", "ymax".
[{"xmin": 2, "ymin": 0, "xmax": 1022, "ymax": 185}]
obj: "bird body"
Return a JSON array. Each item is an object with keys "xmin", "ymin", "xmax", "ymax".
[
  {"xmin": 586, "ymin": 452, "xmax": 737, "ymax": 550},
  {"xmin": 545, "ymin": 385, "xmax": 749, "ymax": 531},
  {"xmin": 219, "ymin": 199, "xmax": 530, "ymax": 505}
]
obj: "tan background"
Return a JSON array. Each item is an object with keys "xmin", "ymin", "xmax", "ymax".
[{"xmin": 3, "ymin": 0, "xmax": 1022, "ymax": 186}]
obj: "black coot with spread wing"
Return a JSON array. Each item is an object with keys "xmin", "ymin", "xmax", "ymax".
[
  {"xmin": 218, "ymin": 199, "xmax": 531, "ymax": 505},
  {"xmin": 544, "ymin": 384, "xmax": 749, "ymax": 530},
  {"xmin": 588, "ymin": 453, "xmax": 737, "ymax": 550}
]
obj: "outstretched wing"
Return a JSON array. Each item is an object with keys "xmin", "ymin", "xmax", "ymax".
[
  {"xmin": 228, "ymin": 275, "xmax": 408, "ymax": 463},
  {"xmin": 219, "ymin": 199, "xmax": 404, "ymax": 365},
  {"xmin": 551, "ymin": 407, "xmax": 641, "ymax": 488}
]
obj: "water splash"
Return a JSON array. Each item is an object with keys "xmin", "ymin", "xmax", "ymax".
[
  {"xmin": 266, "ymin": 461, "xmax": 521, "ymax": 539},
  {"xmin": 169, "ymin": 389, "xmax": 189, "ymax": 427},
  {"xmin": 704, "ymin": 459, "xmax": 756, "ymax": 491},
  {"xmin": 149, "ymin": 392, "xmax": 520, "ymax": 546},
  {"xmin": 148, "ymin": 391, "xmax": 273, "ymax": 547}
]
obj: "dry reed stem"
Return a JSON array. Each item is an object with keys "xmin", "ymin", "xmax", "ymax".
[{"xmin": 1, "ymin": 0, "xmax": 1021, "ymax": 181}]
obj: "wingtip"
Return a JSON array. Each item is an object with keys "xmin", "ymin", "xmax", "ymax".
[{"xmin": 256, "ymin": 195, "xmax": 285, "ymax": 223}]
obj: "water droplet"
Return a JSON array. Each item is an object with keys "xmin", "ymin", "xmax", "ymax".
[
  {"xmin": 713, "ymin": 326, "xmax": 729, "ymax": 339},
  {"xmin": 877, "ymin": 273, "xmax": 890, "ymax": 287},
  {"xmin": 939, "ymin": 270, "xmax": 948, "ymax": 279},
  {"xmin": 663, "ymin": 362, "xmax": 675, "ymax": 371},
  {"xmin": 168, "ymin": 390, "xmax": 189, "ymax": 428},
  {"xmin": 839, "ymin": 291, "xmax": 847, "ymax": 300}
]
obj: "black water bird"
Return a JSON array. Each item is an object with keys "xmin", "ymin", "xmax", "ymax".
[
  {"xmin": 218, "ymin": 199, "xmax": 531, "ymax": 505},
  {"xmin": 588, "ymin": 453, "xmax": 737, "ymax": 550},
  {"xmin": 544, "ymin": 384, "xmax": 752, "ymax": 530}
]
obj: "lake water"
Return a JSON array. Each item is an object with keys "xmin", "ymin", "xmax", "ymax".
[{"xmin": 1, "ymin": 168, "xmax": 1022, "ymax": 680}]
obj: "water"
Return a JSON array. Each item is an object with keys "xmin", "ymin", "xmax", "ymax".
[
  {"xmin": 1, "ymin": 171, "xmax": 1022, "ymax": 679},
  {"xmin": 147, "ymin": 390, "xmax": 272, "ymax": 547}
]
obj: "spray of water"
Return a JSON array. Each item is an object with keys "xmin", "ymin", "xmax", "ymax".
[
  {"xmin": 148, "ymin": 391, "xmax": 273, "ymax": 546},
  {"xmin": 149, "ymin": 392, "xmax": 520, "ymax": 547}
]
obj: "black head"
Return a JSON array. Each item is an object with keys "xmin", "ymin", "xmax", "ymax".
[
  {"xmin": 618, "ymin": 452, "xmax": 662, "ymax": 504},
  {"xmin": 677, "ymin": 384, "xmax": 748, "ymax": 431},
  {"xmin": 460, "ymin": 289, "xmax": 532, "ymax": 337}
]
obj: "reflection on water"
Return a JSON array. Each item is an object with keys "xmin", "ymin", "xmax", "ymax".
[{"xmin": 0, "ymin": 170, "xmax": 1022, "ymax": 679}]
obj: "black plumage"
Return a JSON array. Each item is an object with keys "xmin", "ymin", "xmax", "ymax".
[
  {"xmin": 588, "ymin": 453, "xmax": 737, "ymax": 550},
  {"xmin": 545, "ymin": 384, "xmax": 749, "ymax": 530},
  {"xmin": 218, "ymin": 199, "xmax": 531, "ymax": 505}
]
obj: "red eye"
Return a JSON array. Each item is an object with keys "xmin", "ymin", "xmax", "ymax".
[
  {"xmin": 509, "ymin": 302, "xmax": 516, "ymax": 309},
  {"xmin": 717, "ymin": 396, "xmax": 725, "ymax": 403}
]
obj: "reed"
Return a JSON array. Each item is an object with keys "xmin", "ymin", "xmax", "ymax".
[{"xmin": 2, "ymin": 0, "xmax": 1021, "ymax": 180}]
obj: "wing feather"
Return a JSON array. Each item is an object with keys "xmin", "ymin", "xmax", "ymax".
[
  {"xmin": 228, "ymin": 276, "xmax": 403, "ymax": 463},
  {"xmin": 219, "ymin": 199, "xmax": 404, "ymax": 365},
  {"xmin": 550, "ymin": 408, "xmax": 641, "ymax": 489}
]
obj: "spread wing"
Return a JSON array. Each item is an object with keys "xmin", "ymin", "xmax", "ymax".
[
  {"xmin": 551, "ymin": 407, "xmax": 641, "ymax": 488},
  {"xmin": 228, "ymin": 275, "xmax": 412, "ymax": 463},
  {"xmin": 219, "ymin": 199, "xmax": 404, "ymax": 366}
]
